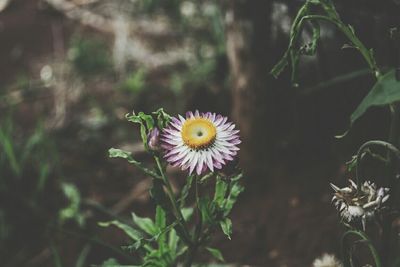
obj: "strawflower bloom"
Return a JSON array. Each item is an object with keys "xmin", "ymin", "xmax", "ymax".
[
  {"xmin": 161, "ymin": 111, "xmax": 240, "ymax": 175},
  {"xmin": 312, "ymin": 253, "xmax": 343, "ymax": 267},
  {"xmin": 330, "ymin": 179, "xmax": 389, "ymax": 230}
]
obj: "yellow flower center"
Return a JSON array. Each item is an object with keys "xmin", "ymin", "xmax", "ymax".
[{"xmin": 181, "ymin": 118, "xmax": 217, "ymax": 149}]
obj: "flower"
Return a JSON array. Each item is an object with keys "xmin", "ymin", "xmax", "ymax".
[
  {"xmin": 312, "ymin": 253, "xmax": 343, "ymax": 267},
  {"xmin": 161, "ymin": 111, "xmax": 240, "ymax": 175},
  {"xmin": 147, "ymin": 127, "xmax": 160, "ymax": 151},
  {"xmin": 330, "ymin": 179, "xmax": 390, "ymax": 230}
]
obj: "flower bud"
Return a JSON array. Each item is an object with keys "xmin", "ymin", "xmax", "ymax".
[{"xmin": 147, "ymin": 127, "xmax": 160, "ymax": 151}]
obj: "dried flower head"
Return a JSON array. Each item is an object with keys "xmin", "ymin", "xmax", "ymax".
[
  {"xmin": 312, "ymin": 253, "xmax": 343, "ymax": 267},
  {"xmin": 331, "ymin": 179, "xmax": 389, "ymax": 229},
  {"xmin": 161, "ymin": 111, "xmax": 240, "ymax": 175}
]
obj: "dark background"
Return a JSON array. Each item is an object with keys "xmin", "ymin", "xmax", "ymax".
[{"xmin": 1, "ymin": 0, "xmax": 400, "ymax": 266}]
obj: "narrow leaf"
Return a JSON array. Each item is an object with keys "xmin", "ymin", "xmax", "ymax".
[
  {"xmin": 206, "ymin": 247, "xmax": 225, "ymax": 262},
  {"xmin": 131, "ymin": 212, "xmax": 157, "ymax": 236},
  {"xmin": 98, "ymin": 221, "xmax": 143, "ymax": 241},
  {"xmin": 223, "ymin": 183, "xmax": 244, "ymax": 216},
  {"xmin": 181, "ymin": 207, "xmax": 194, "ymax": 221},
  {"xmin": 214, "ymin": 176, "xmax": 228, "ymax": 206},
  {"xmin": 168, "ymin": 229, "xmax": 178, "ymax": 258},
  {"xmin": 270, "ymin": 52, "xmax": 289, "ymax": 78},
  {"xmin": 155, "ymin": 206, "xmax": 166, "ymax": 229},
  {"xmin": 108, "ymin": 148, "xmax": 161, "ymax": 179},
  {"xmin": 220, "ymin": 218, "xmax": 232, "ymax": 240},
  {"xmin": 152, "ymin": 108, "xmax": 171, "ymax": 129}
]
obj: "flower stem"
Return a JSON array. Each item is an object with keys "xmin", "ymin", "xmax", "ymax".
[
  {"xmin": 380, "ymin": 103, "xmax": 400, "ymax": 265},
  {"xmin": 319, "ymin": 0, "xmax": 380, "ymax": 77},
  {"xmin": 389, "ymin": 104, "xmax": 400, "ymax": 151},
  {"xmin": 184, "ymin": 175, "xmax": 203, "ymax": 267},
  {"xmin": 154, "ymin": 156, "xmax": 193, "ymax": 246},
  {"xmin": 355, "ymin": 140, "xmax": 400, "ymax": 191},
  {"xmin": 341, "ymin": 229, "xmax": 382, "ymax": 267}
]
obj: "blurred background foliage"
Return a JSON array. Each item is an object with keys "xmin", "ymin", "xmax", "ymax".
[{"xmin": 0, "ymin": 0, "xmax": 400, "ymax": 266}]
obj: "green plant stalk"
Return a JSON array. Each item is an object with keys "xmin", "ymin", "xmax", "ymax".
[
  {"xmin": 389, "ymin": 104, "xmax": 400, "ymax": 152},
  {"xmin": 341, "ymin": 229, "xmax": 382, "ymax": 267},
  {"xmin": 281, "ymin": 0, "xmax": 380, "ymax": 82},
  {"xmin": 353, "ymin": 139, "xmax": 400, "ymax": 265},
  {"xmin": 381, "ymin": 103, "xmax": 400, "ymax": 266},
  {"xmin": 294, "ymin": 14, "xmax": 379, "ymax": 79},
  {"xmin": 355, "ymin": 140, "xmax": 400, "ymax": 191},
  {"xmin": 317, "ymin": 12, "xmax": 400, "ymax": 263},
  {"xmin": 184, "ymin": 176, "xmax": 203, "ymax": 267},
  {"xmin": 153, "ymin": 156, "xmax": 193, "ymax": 246},
  {"xmin": 319, "ymin": 0, "xmax": 380, "ymax": 77}
]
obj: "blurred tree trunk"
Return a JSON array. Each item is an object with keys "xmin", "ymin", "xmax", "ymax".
[{"xmin": 225, "ymin": 0, "xmax": 277, "ymax": 182}]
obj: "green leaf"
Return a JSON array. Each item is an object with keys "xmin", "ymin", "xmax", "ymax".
[
  {"xmin": 179, "ymin": 175, "xmax": 194, "ymax": 208},
  {"xmin": 155, "ymin": 206, "xmax": 166, "ymax": 229},
  {"xmin": 270, "ymin": 51, "xmax": 289, "ymax": 78},
  {"xmin": 152, "ymin": 108, "xmax": 171, "ymax": 129},
  {"xmin": 198, "ymin": 197, "xmax": 215, "ymax": 224},
  {"xmin": 176, "ymin": 245, "xmax": 188, "ymax": 258},
  {"xmin": 50, "ymin": 241, "xmax": 63, "ymax": 267},
  {"xmin": 345, "ymin": 155, "xmax": 357, "ymax": 172},
  {"xmin": 350, "ymin": 70, "xmax": 400, "ymax": 127},
  {"xmin": 100, "ymin": 257, "xmax": 139, "ymax": 267},
  {"xmin": 98, "ymin": 221, "xmax": 143, "ymax": 241},
  {"xmin": 100, "ymin": 258, "xmax": 119, "ymax": 266},
  {"xmin": 220, "ymin": 218, "xmax": 232, "ymax": 240},
  {"xmin": 223, "ymin": 180, "xmax": 244, "ymax": 217},
  {"xmin": 301, "ymin": 20, "xmax": 320, "ymax": 56},
  {"xmin": 199, "ymin": 172, "xmax": 214, "ymax": 184},
  {"xmin": 75, "ymin": 244, "xmax": 91, "ymax": 267},
  {"xmin": 59, "ymin": 183, "xmax": 84, "ymax": 226},
  {"xmin": 271, "ymin": 1, "xmax": 312, "ymax": 80},
  {"xmin": 125, "ymin": 111, "xmax": 155, "ymax": 150},
  {"xmin": 108, "ymin": 148, "xmax": 161, "ymax": 179},
  {"xmin": 348, "ymin": 24, "xmax": 355, "ymax": 35},
  {"xmin": 154, "ymin": 206, "xmax": 167, "ymax": 251},
  {"xmin": 214, "ymin": 176, "xmax": 228, "ymax": 206},
  {"xmin": 206, "ymin": 247, "xmax": 225, "ymax": 262},
  {"xmin": 109, "ymin": 148, "xmax": 132, "ymax": 159},
  {"xmin": 0, "ymin": 126, "xmax": 20, "ymax": 176},
  {"xmin": 168, "ymin": 229, "xmax": 178, "ymax": 257},
  {"xmin": 290, "ymin": 49, "xmax": 301, "ymax": 86},
  {"xmin": 126, "ymin": 112, "xmax": 154, "ymax": 129},
  {"xmin": 131, "ymin": 213, "xmax": 157, "ymax": 236},
  {"xmin": 181, "ymin": 207, "xmax": 194, "ymax": 221}
]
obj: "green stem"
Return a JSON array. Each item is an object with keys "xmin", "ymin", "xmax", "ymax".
[
  {"xmin": 355, "ymin": 140, "xmax": 400, "ymax": 192},
  {"xmin": 341, "ymin": 230, "xmax": 382, "ymax": 267},
  {"xmin": 381, "ymin": 103, "xmax": 400, "ymax": 266},
  {"xmin": 297, "ymin": 14, "xmax": 380, "ymax": 78},
  {"xmin": 154, "ymin": 156, "xmax": 193, "ymax": 245},
  {"xmin": 318, "ymin": 0, "xmax": 380, "ymax": 77},
  {"xmin": 287, "ymin": 0, "xmax": 381, "ymax": 79},
  {"xmin": 389, "ymin": 104, "xmax": 400, "ymax": 148},
  {"xmin": 184, "ymin": 176, "xmax": 203, "ymax": 267}
]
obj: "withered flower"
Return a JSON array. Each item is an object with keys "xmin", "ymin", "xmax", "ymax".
[{"xmin": 331, "ymin": 179, "xmax": 389, "ymax": 230}]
